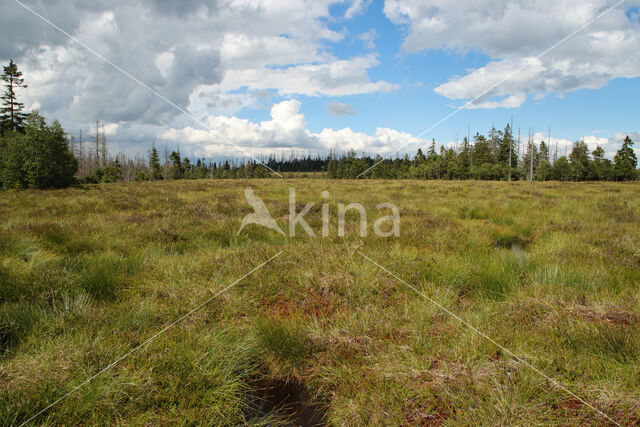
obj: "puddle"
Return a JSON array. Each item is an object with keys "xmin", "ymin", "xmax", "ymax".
[
  {"xmin": 245, "ymin": 376, "xmax": 327, "ymax": 426},
  {"xmin": 494, "ymin": 236, "xmax": 531, "ymax": 253}
]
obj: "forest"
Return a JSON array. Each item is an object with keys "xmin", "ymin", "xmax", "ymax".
[{"xmin": 1, "ymin": 60, "xmax": 638, "ymax": 189}]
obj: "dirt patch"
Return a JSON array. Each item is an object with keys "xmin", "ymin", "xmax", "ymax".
[
  {"xmin": 245, "ymin": 376, "xmax": 327, "ymax": 426},
  {"xmin": 263, "ymin": 289, "xmax": 337, "ymax": 319},
  {"xmin": 403, "ymin": 398, "xmax": 450, "ymax": 426},
  {"xmin": 569, "ymin": 307, "xmax": 640, "ymax": 326}
]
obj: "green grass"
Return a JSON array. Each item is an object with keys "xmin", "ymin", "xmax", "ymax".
[{"xmin": 0, "ymin": 179, "xmax": 639, "ymax": 425}]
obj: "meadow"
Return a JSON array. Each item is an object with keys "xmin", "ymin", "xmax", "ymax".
[{"xmin": 1, "ymin": 179, "xmax": 639, "ymax": 425}]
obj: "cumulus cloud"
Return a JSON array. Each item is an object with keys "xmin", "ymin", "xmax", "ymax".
[
  {"xmin": 385, "ymin": 0, "xmax": 640, "ymax": 108},
  {"xmin": 2, "ymin": 0, "xmax": 395, "ymax": 135},
  {"xmin": 160, "ymin": 99, "xmax": 427, "ymax": 158},
  {"xmin": 327, "ymin": 101, "xmax": 356, "ymax": 116}
]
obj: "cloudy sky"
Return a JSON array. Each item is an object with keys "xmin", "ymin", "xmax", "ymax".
[{"xmin": 2, "ymin": 0, "xmax": 640, "ymax": 160}]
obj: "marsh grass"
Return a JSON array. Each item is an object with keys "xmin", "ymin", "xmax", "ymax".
[{"xmin": 0, "ymin": 179, "xmax": 639, "ymax": 424}]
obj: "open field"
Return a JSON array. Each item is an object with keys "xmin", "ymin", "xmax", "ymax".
[{"xmin": 1, "ymin": 179, "xmax": 639, "ymax": 425}]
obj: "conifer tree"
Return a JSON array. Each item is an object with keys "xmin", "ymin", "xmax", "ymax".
[
  {"xmin": 149, "ymin": 145, "xmax": 163, "ymax": 180},
  {"xmin": 427, "ymin": 139, "xmax": 437, "ymax": 158},
  {"xmin": 1, "ymin": 60, "xmax": 28, "ymax": 133},
  {"xmin": 326, "ymin": 154, "xmax": 338, "ymax": 178},
  {"xmin": 614, "ymin": 136, "xmax": 638, "ymax": 181}
]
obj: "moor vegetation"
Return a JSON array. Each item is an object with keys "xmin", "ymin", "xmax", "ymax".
[{"xmin": 1, "ymin": 179, "xmax": 639, "ymax": 425}]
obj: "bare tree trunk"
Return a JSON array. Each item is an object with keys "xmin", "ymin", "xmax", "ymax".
[
  {"xmin": 100, "ymin": 125, "xmax": 108, "ymax": 167},
  {"xmin": 95, "ymin": 120, "xmax": 100, "ymax": 169}
]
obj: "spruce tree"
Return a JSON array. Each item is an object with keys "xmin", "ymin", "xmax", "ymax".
[
  {"xmin": 538, "ymin": 141, "xmax": 550, "ymax": 166},
  {"xmin": 1, "ymin": 60, "xmax": 29, "ymax": 133},
  {"xmin": 149, "ymin": 146, "xmax": 163, "ymax": 180},
  {"xmin": 488, "ymin": 126, "xmax": 503, "ymax": 160},
  {"xmin": 497, "ymin": 124, "xmax": 515, "ymax": 167},
  {"xmin": 326, "ymin": 155, "xmax": 338, "ymax": 178},
  {"xmin": 427, "ymin": 139, "xmax": 437, "ymax": 158},
  {"xmin": 456, "ymin": 137, "xmax": 471, "ymax": 179},
  {"xmin": 614, "ymin": 136, "xmax": 638, "ymax": 181},
  {"xmin": 471, "ymin": 134, "xmax": 492, "ymax": 165}
]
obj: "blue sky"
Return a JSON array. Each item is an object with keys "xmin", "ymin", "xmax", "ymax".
[
  {"xmin": 3, "ymin": 0, "xmax": 639, "ymax": 159},
  {"xmin": 237, "ymin": 0, "xmax": 638, "ymax": 151}
]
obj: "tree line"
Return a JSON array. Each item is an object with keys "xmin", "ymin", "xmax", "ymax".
[
  {"xmin": 1, "ymin": 60, "xmax": 637, "ymax": 189},
  {"xmin": 325, "ymin": 127, "xmax": 638, "ymax": 181},
  {"xmin": 72, "ymin": 129, "xmax": 639, "ymax": 182}
]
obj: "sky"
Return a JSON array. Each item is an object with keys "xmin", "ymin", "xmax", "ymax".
[{"xmin": 2, "ymin": 0, "xmax": 639, "ymax": 161}]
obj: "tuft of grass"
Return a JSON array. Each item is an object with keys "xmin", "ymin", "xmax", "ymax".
[
  {"xmin": 0, "ymin": 303, "xmax": 41, "ymax": 353},
  {"xmin": 76, "ymin": 252, "xmax": 143, "ymax": 301},
  {"xmin": 255, "ymin": 316, "xmax": 312, "ymax": 365}
]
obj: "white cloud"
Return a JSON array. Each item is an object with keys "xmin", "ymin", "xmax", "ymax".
[
  {"xmin": 385, "ymin": 0, "xmax": 640, "ymax": 108},
  {"xmin": 160, "ymin": 99, "xmax": 427, "ymax": 157}
]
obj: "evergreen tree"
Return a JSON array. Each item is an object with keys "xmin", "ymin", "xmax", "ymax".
[
  {"xmin": 592, "ymin": 146, "xmax": 614, "ymax": 181},
  {"xmin": 101, "ymin": 158, "xmax": 122, "ymax": 183},
  {"xmin": 614, "ymin": 136, "xmax": 638, "ymax": 181},
  {"xmin": 488, "ymin": 126, "xmax": 503, "ymax": 160},
  {"xmin": 497, "ymin": 124, "xmax": 516, "ymax": 167},
  {"xmin": 183, "ymin": 157, "xmax": 192, "ymax": 178},
  {"xmin": 370, "ymin": 154, "xmax": 391, "ymax": 179},
  {"xmin": 537, "ymin": 141, "xmax": 550, "ymax": 166},
  {"xmin": 414, "ymin": 148, "xmax": 426, "ymax": 164},
  {"xmin": 456, "ymin": 137, "xmax": 471, "ymax": 179},
  {"xmin": 149, "ymin": 146, "xmax": 163, "ymax": 180},
  {"xmin": 471, "ymin": 134, "xmax": 492, "ymax": 165},
  {"xmin": 326, "ymin": 155, "xmax": 338, "ymax": 179},
  {"xmin": 427, "ymin": 139, "xmax": 437, "ymax": 158},
  {"xmin": 0, "ymin": 60, "xmax": 28, "ymax": 133},
  {"xmin": 569, "ymin": 141, "xmax": 592, "ymax": 181},
  {"xmin": 442, "ymin": 148, "xmax": 458, "ymax": 179},
  {"xmin": 169, "ymin": 150, "xmax": 183, "ymax": 179},
  {"xmin": 350, "ymin": 156, "xmax": 368, "ymax": 179}
]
